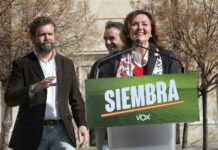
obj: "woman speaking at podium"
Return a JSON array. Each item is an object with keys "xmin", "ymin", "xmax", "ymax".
[
  {"xmin": 90, "ymin": 10, "xmax": 179, "ymax": 150},
  {"xmin": 109, "ymin": 9, "xmax": 179, "ymax": 150}
]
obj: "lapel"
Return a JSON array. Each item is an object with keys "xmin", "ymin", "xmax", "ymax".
[
  {"xmin": 113, "ymin": 55, "xmax": 121, "ymax": 77},
  {"xmin": 55, "ymin": 54, "xmax": 63, "ymax": 100},
  {"xmin": 146, "ymin": 53, "xmax": 157, "ymax": 75},
  {"xmin": 29, "ymin": 52, "xmax": 44, "ymax": 79}
]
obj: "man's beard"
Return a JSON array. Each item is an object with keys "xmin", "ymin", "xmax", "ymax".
[
  {"xmin": 36, "ymin": 43, "xmax": 54, "ymax": 53},
  {"xmin": 106, "ymin": 43, "xmax": 118, "ymax": 53}
]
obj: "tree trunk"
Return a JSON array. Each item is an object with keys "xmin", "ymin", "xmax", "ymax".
[
  {"xmin": 176, "ymin": 123, "xmax": 180, "ymax": 144},
  {"xmin": 1, "ymin": 106, "xmax": 12, "ymax": 150},
  {"xmin": 202, "ymin": 88, "xmax": 208, "ymax": 150},
  {"xmin": 182, "ymin": 123, "xmax": 188, "ymax": 148},
  {"xmin": 170, "ymin": 0, "xmax": 184, "ymax": 146},
  {"xmin": 89, "ymin": 128, "xmax": 96, "ymax": 146},
  {"xmin": 216, "ymin": 79, "xmax": 218, "ymax": 120}
]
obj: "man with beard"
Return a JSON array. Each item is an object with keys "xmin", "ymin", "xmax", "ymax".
[
  {"xmin": 5, "ymin": 16, "xmax": 89, "ymax": 150},
  {"xmin": 89, "ymin": 21, "xmax": 126, "ymax": 150},
  {"xmin": 103, "ymin": 21, "xmax": 125, "ymax": 54}
]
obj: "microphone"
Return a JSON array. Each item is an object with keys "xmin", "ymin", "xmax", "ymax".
[
  {"xmin": 134, "ymin": 39, "xmax": 185, "ymax": 73},
  {"xmin": 94, "ymin": 46, "xmax": 135, "ymax": 78}
]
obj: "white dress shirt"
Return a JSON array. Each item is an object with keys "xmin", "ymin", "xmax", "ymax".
[{"xmin": 34, "ymin": 51, "xmax": 60, "ymax": 120}]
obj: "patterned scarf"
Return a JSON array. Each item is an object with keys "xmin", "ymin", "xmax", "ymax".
[{"xmin": 116, "ymin": 50, "xmax": 163, "ymax": 77}]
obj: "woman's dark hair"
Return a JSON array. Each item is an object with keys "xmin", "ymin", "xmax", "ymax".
[
  {"xmin": 124, "ymin": 10, "xmax": 161, "ymax": 48},
  {"xmin": 29, "ymin": 16, "xmax": 56, "ymax": 37}
]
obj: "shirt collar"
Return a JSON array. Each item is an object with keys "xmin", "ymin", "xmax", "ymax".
[
  {"xmin": 132, "ymin": 50, "xmax": 149, "ymax": 67},
  {"xmin": 34, "ymin": 49, "xmax": 56, "ymax": 63}
]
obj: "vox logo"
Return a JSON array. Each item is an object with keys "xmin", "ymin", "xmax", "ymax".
[{"xmin": 136, "ymin": 114, "xmax": 151, "ymax": 121}]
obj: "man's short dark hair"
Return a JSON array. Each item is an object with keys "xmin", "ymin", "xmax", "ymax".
[
  {"xmin": 29, "ymin": 16, "xmax": 56, "ymax": 37},
  {"xmin": 105, "ymin": 21, "xmax": 124, "ymax": 31}
]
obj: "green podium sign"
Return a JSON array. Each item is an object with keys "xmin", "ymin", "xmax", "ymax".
[{"xmin": 85, "ymin": 73, "xmax": 199, "ymax": 128}]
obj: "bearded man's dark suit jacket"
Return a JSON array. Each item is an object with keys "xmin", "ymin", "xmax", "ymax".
[{"xmin": 5, "ymin": 52, "xmax": 86, "ymax": 150}]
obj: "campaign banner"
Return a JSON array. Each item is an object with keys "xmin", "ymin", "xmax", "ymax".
[{"xmin": 85, "ymin": 73, "xmax": 199, "ymax": 128}]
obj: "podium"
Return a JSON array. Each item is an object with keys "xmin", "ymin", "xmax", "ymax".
[
  {"xmin": 86, "ymin": 73, "xmax": 199, "ymax": 150},
  {"xmin": 108, "ymin": 123, "xmax": 176, "ymax": 150}
]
